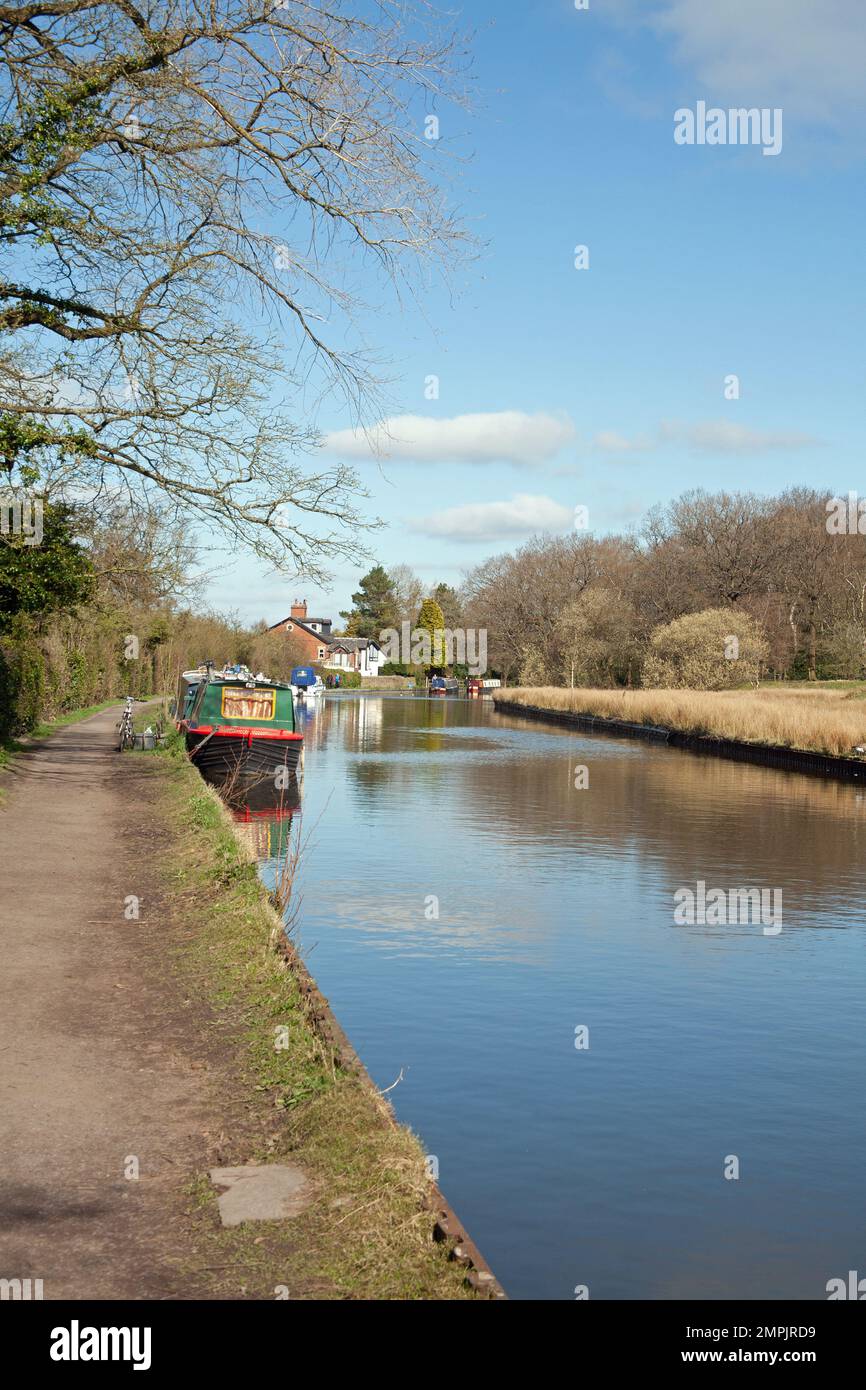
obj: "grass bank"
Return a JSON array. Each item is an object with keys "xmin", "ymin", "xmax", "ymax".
[
  {"xmin": 152, "ymin": 731, "xmax": 480, "ymax": 1300},
  {"xmin": 496, "ymin": 686, "xmax": 866, "ymax": 758}
]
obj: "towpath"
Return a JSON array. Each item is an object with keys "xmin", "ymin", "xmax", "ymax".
[{"xmin": 0, "ymin": 707, "xmax": 224, "ymax": 1299}]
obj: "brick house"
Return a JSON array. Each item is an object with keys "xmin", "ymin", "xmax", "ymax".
[{"xmin": 268, "ymin": 601, "xmax": 384, "ymax": 676}]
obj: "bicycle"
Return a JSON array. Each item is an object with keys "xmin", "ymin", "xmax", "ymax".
[{"xmin": 116, "ymin": 696, "xmax": 135, "ymax": 751}]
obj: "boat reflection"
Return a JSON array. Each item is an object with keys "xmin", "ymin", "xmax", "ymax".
[{"xmin": 201, "ymin": 768, "xmax": 302, "ymax": 860}]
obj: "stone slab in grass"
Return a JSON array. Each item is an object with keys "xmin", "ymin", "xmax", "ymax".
[{"xmin": 210, "ymin": 1163, "xmax": 312, "ymax": 1226}]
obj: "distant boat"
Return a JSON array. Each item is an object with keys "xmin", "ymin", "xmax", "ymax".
[
  {"xmin": 177, "ymin": 665, "xmax": 303, "ymax": 779},
  {"xmin": 430, "ymin": 676, "xmax": 459, "ymax": 696},
  {"xmin": 290, "ymin": 665, "xmax": 325, "ymax": 699}
]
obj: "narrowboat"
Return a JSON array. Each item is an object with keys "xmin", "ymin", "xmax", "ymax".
[
  {"xmin": 177, "ymin": 665, "xmax": 303, "ymax": 779},
  {"xmin": 430, "ymin": 676, "xmax": 459, "ymax": 696}
]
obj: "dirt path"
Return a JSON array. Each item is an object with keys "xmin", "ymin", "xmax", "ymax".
[
  {"xmin": 0, "ymin": 708, "xmax": 229, "ymax": 1300},
  {"xmin": 0, "ymin": 707, "xmax": 490, "ymax": 1304}
]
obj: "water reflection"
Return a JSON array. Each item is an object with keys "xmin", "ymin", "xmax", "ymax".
[
  {"xmin": 238, "ymin": 696, "xmax": 866, "ymax": 1301},
  {"xmin": 201, "ymin": 767, "xmax": 302, "ymax": 860}
]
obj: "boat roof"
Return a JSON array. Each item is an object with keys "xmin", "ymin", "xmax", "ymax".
[
  {"xmin": 207, "ymin": 676, "xmax": 292, "ymax": 690},
  {"xmin": 181, "ymin": 666, "xmax": 291, "ymax": 690}
]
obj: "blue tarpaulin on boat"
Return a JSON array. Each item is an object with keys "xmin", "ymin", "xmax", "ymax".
[{"xmin": 291, "ymin": 666, "xmax": 317, "ymax": 688}]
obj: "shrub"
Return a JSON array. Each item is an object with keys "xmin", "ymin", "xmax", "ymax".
[
  {"xmin": 0, "ymin": 619, "xmax": 46, "ymax": 736},
  {"xmin": 643, "ymin": 608, "xmax": 768, "ymax": 690},
  {"xmin": 517, "ymin": 645, "xmax": 552, "ymax": 687}
]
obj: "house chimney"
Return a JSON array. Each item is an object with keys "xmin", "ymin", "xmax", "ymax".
[{"xmin": 290, "ymin": 599, "xmax": 307, "ymax": 620}]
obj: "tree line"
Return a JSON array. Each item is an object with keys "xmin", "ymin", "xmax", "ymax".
[
  {"xmin": 338, "ymin": 488, "xmax": 866, "ymax": 688},
  {"xmin": 281, "ymin": 487, "xmax": 866, "ymax": 688},
  {"xmin": 3, "ymin": 483, "xmax": 862, "ymax": 741},
  {"xmin": 461, "ymin": 487, "xmax": 866, "ymax": 686}
]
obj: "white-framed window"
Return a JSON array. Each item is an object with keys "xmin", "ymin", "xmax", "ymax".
[{"xmin": 318, "ymin": 647, "xmax": 325, "ymax": 660}]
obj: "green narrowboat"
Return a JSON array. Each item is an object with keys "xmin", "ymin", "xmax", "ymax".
[{"xmin": 178, "ymin": 666, "xmax": 303, "ymax": 779}]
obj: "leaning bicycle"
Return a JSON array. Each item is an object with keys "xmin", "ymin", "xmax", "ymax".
[{"xmin": 116, "ymin": 696, "xmax": 135, "ymax": 751}]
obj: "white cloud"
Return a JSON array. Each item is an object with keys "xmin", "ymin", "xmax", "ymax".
[
  {"xmin": 592, "ymin": 419, "xmax": 819, "ymax": 457},
  {"xmin": 655, "ymin": 0, "xmax": 866, "ymax": 123},
  {"xmin": 324, "ymin": 411, "xmax": 575, "ymax": 467},
  {"xmin": 670, "ymin": 417, "xmax": 817, "ymax": 450},
  {"xmin": 605, "ymin": 0, "xmax": 866, "ymax": 128},
  {"xmin": 662, "ymin": 419, "xmax": 819, "ymax": 453},
  {"xmin": 592, "ymin": 429, "xmax": 654, "ymax": 454},
  {"xmin": 411, "ymin": 493, "xmax": 574, "ymax": 542}
]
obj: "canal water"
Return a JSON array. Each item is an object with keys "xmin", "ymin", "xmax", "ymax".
[{"xmin": 244, "ymin": 694, "xmax": 866, "ymax": 1301}]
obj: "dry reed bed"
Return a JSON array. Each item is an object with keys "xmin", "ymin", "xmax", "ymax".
[{"xmin": 499, "ymin": 687, "xmax": 866, "ymax": 757}]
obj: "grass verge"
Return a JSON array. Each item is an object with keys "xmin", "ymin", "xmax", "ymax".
[
  {"xmin": 497, "ymin": 686, "xmax": 866, "ymax": 757},
  {"xmin": 153, "ymin": 731, "xmax": 475, "ymax": 1300}
]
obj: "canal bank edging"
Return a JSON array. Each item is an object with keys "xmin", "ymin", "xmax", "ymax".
[
  {"xmin": 266, "ymin": 920, "xmax": 507, "ymax": 1300},
  {"xmin": 213, "ymin": 800, "xmax": 507, "ymax": 1300},
  {"xmin": 492, "ymin": 698, "xmax": 866, "ymax": 783}
]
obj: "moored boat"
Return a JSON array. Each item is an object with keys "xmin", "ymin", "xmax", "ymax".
[
  {"xmin": 429, "ymin": 676, "xmax": 459, "ymax": 696},
  {"xmin": 177, "ymin": 664, "xmax": 303, "ymax": 779},
  {"xmin": 290, "ymin": 665, "xmax": 325, "ymax": 699}
]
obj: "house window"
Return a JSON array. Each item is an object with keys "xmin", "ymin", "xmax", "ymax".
[
  {"xmin": 317, "ymin": 647, "xmax": 325, "ymax": 660},
  {"xmin": 285, "ymin": 622, "xmax": 293, "ymax": 632}
]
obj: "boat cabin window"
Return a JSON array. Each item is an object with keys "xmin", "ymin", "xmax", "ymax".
[{"xmin": 221, "ymin": 687, "xmax": 276, "ymax": 720}]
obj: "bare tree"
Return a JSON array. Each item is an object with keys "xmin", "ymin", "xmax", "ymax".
[
  {"xmin": 463, "ymin": 533, "xmax": 613, "ymax": 680},
  {"xmin": 388, "ymin": 562, "xmax": 424, "ymax": 627},
  {"xmin": 0, "ymin": 0, "xmax": 471, "ymax": 576},
  {"xmin": 773, "ymin": 488, "xmax": 839, "ymax": 680},
  {"xmin": 646, "ymin": 490, "xmax": 781, "ymax": 608}
]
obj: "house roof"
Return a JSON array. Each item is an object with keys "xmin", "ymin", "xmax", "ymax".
[
  {"xmin": 269, "ymin": 615, "xmax": 331, "ymax": 631},
  {"xmin": 328, "ymin": 637, "xmax": 381, "ymax": 651},
  {"xmin": 267, "ymin": 618, "xmax": 379, "ymax": 652}
]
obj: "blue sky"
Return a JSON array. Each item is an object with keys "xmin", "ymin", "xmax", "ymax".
[{"xmin": 206, "ymin": 0, "xmax": 866, "ymax": 626}]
